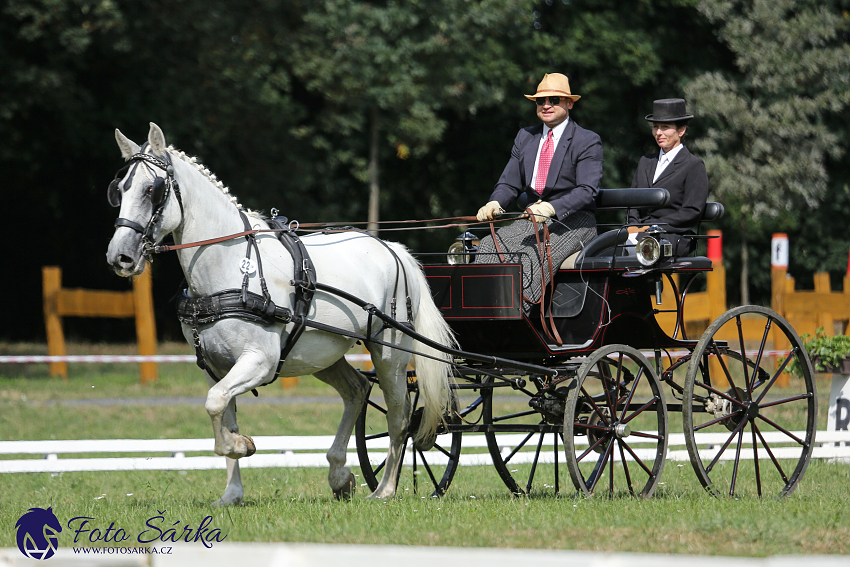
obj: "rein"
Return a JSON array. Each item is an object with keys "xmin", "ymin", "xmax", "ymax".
[{"xmin": 150, "ymin": 216, "xmax": 515, "ymax": 254}]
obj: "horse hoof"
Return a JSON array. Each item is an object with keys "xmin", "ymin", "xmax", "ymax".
[
  {"xmin": 333, "ymin": 473, "xmax": 356, "ymax": 501},
  {"xmin": 243, "ymin": 435, "xmax": 256, "ymax": 457}
]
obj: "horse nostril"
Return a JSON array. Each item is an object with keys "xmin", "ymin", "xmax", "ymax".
[{"xmin": 118, "ymin": 254, "xmax": 135, "ymax": 267}]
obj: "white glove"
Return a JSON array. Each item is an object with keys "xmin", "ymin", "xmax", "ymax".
[
  {"xmin": 525, "ymin": 200, "xmax": 556, "ymax": 220},
  {"xmin": 476, "ymin": 200, "xmax": 505, "ymax": 221}
]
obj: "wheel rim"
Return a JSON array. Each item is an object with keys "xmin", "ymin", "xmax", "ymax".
[
  {"xmin": 355, "ymin": 382, "xmax": 463, "ymax": 497},
  {"xmin": 565, "ymin": 344, "xmax": 668, "ymax": 498},
  {"xmin": 682, "ymin": 306, "xmax": 817, "ymax": 498}
]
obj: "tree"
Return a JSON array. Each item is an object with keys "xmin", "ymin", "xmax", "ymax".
[
  {"xmin": 684, "ymin": 0, "xmax": 850, "ymax": 304},
  {"xmin": 289, "ymin": 0, "xmax": 532, "ymax": 232}
]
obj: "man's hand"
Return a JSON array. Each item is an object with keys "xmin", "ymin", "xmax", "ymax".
[
  {"xmin": 477, "ymin": 201, "xmax": 505, "ymax": 221},
  {"xmin": 525, "ymin": 200, "xmax": 556, "ymax": 220},
  {"xmin": 627, "ymin": 226, "xmax": 649, "ymax": 234}
]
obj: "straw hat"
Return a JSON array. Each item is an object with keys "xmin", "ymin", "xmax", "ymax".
[{"xmin": 524, "ymin": 73, "xmax": 581, "ymax": 101}]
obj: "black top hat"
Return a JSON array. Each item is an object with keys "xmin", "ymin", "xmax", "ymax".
[{"xmin": 645, "ymin": 98, "xmax": 694, "ymax": 122}]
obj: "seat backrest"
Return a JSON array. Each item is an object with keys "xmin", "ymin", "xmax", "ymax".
[{"xmin": 701, "ymin": 202, "xmax": 724, "ymax": 222}]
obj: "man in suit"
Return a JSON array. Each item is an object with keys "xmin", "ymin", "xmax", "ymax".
[
  {"xmin": 628, "ymin": 98, "xmax": 708, "ymax": 256},
  {"xmin": 474, "ymin": 72, "xmax": 600, "ymax": 312}
]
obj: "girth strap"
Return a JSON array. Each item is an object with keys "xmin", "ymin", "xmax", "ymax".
[{"xmin": 267, "ymin": 214, "xmax": 317, "ymax": 381}]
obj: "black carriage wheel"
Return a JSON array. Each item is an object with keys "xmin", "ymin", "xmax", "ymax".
[
  {"xmin": 565, "ymin": 345, "xmax": 668, "ymax": 498},
  {"xmin": 355, "ymin": 381, "xmax": 462, "ymax": 497},
  {"xmin": 682, "ymin": 305, "xmax": 817, "ymax": 498},
  {"xmin": 482, "ymin": 377, "xmax": 570, "ymax": 496}
]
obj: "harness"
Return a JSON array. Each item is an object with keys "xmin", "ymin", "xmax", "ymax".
[{"xmin": 175, "ymin": 211, "xmax": 317, "ymax": 393}]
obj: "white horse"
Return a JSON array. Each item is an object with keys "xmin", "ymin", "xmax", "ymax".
[{"xmin": 105, "ymin": 122, "xmax": 455, "ymax": 505}]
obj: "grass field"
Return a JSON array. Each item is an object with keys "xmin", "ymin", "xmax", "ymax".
[{"xmin": 1, "ymin": 342, "xmax": 849, "ymax": 556}]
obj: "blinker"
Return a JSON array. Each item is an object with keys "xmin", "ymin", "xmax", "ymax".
[
  {"xmin": 151, "ymin": 176, "xmax": 166, "ymax": 207},
  {"xmin": 107, "ymin": 178, "xmax": 122, "ymax": 207}
]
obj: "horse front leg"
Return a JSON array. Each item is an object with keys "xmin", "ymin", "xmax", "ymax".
[
  {"xmin": 314, "ymin": 358, "xmax": 369, "ymax": 500},
  {"xmin": 203, "ymin": 372, "xmax": 244, "ymax": 507},
  {"xmin": 205, "ymin": 351, "xmax": 275, "ymax": 459}
]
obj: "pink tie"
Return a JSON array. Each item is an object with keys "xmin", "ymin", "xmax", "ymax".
[{"xmin": 534, "ymin": 130, "xmax": 554, "ymax": 194}]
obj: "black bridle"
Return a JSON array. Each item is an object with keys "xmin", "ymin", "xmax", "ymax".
[{"xmin": 108, "ymin": 145, "xmax": 184, "ymax": 250}]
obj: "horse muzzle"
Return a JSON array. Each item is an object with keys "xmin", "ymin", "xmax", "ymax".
[{"xmin": 106, "ymin": 227, "xmax": 147, "ymax": 277}]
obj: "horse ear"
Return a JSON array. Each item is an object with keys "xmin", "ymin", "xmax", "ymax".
[
  {"xmin": 148, "ymin": 122, "xmax": 167, "ymax": 155},
  {"xmin": 115, "ymin": 129, "xmax": 139, "ymax": 160}
]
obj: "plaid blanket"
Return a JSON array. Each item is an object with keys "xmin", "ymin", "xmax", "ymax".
[{"xmin": 475, "ymin": 211, "xmax": 596, "ymax": 306}]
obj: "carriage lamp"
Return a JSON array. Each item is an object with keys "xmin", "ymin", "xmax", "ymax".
[
  {"xmin": 634, "ymin": 226, "xmax": 673, "ymax": 267},
  {"xmin": 447, "ymin": 231, "xmax": 479, "ymax": 265}
]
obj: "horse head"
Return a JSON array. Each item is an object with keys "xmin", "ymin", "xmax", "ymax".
[{"xmin": 106, "ymin": 122, "xmax": 184, "ymax": 277}]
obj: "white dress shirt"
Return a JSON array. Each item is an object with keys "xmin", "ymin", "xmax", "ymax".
[{"xmin": 653, "ymin": 143, "xmax": 684, "ymax": 183}]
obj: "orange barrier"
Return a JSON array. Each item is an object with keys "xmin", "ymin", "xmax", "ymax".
[{"xmin": 42, "ymin": 266, "xmax": 157, "ymax": 382}]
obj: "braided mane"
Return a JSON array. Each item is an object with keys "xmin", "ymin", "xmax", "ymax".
[{"xmin": 166, "ymin": 145, "xmax": 245, "ymax": 211}]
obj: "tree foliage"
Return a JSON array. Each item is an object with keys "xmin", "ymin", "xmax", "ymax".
[
  {"xmin": 1, "ymin": 0, "xmax": 848, "ymax": 341},
  {"xmin": 682, "ymin": 0, "xmax": 850, "ymax": 302}
]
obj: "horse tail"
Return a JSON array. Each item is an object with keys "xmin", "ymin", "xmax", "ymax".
[{"xmin": 407, "ymin": 256, "xmax": 457, "ymax": 448}]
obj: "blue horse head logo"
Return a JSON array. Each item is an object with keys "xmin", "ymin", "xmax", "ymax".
[{"xmin": 15, "ymin": 507, "xmax": 62, "ymax": 560}]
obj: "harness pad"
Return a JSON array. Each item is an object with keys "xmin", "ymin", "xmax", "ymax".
[{"xmin": 176, "ymin": 289, "xmax": 292, "ymax": 327}]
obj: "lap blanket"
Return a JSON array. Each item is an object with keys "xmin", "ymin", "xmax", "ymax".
[{"xmin": 475, "ymin": 211, "xmax": 596, "ymax": 308}]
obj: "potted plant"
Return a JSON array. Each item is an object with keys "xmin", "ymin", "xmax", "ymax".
[{"xmin": 793, "ymin": 327, "xmax": 850, "ymax": 375}]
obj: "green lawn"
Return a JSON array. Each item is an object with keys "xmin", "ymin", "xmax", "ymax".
[{"xmin": 1, "ymin": 342, "xmax": 848, "ymax": 556}]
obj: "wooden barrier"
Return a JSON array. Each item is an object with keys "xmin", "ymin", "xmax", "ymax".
[
  {"xmin": 774, "ymin": 270, "xmax": 850, "ymax": 341},
  {"xmin": 42, "ymin": 266, "xmax": 158, "ymax": 382}
]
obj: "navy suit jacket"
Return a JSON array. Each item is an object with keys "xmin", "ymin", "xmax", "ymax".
[
  {"xmin": 628, "ymin": 145, "xmax": 708, "ymax": 234},
  {"xmin": 489, "ymin": 119, "xmax": 603, "ymax": 220}
]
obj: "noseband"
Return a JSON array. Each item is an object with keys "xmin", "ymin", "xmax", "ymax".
[{"xmin": 108, "ymin": 147, "xmax": 184, "ymax": 251}]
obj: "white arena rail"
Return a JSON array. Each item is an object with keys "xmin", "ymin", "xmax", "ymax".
[{"xmin": 0, "ymin": 431, "xmax": 848, "ymax": 474}]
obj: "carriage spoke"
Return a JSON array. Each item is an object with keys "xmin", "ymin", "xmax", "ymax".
[
  {"xmin": 503, "ymin": 431, "xmax": 536, "ymax": 465},
  {"xmin": 526, "ymin": 433, "xmax": 546, "ymax": 494},
  {"xmin": 618, "ymin": 441, "xmax": 634, "ymax": 495},
  {"xmin": 693, "ymin": 409, "xmax": 745, "ymax": 432},
  {"xmin": 621, "ymin": 396, "xmax": 661, "ymax": 425},
  {"xmin": 620, "ymin": 366, "xmax": 644, "ymax": 422},
  {"xmin": 705, "ymin": 416, "xmax": 748, "ymax": 474},
  {"xmin": 754, "ymin": 348, "xmax": 798, "ymax": 404},
  {"xmin": 575, "ymin": 431, "xmax": 611, "ymax": 463},
  {"xmin": 629, "ymin": 431, "xmax": 663, "ymax": 440},
  {"xmin": 759, "ymin": 393, "xmax": 812, "ymax": 410},
  {"xmin": 553, "ymin": 433, "xmax": 560, "ymax": 495},
  {"xmin": 580, "ymin": 386, "xmax": 612, "ymax": 427},
  {"xmin": 364, "ymin": 431, "xmax": 390, "ymax": 442},
  {"xmin": 707, "ymin": 341, "xmax": 744, "ymax": 403},
  {"xmin": 416, "ymin": 448, "xmax": 442, "ymax": 493},
  {"xmin": 751, "ymin": 424, "xmax": 762, "ymax": 497},
  {"xmin": 620, "ymin": 439, "xmax": 656, "ymax": 477},
  {"xmin": 754, "ymin": 422, "xmax": 789, "ymax": 484},
  {"xmin": 749, "ymin": 318, "xmax": 772, "ymax": 392},
  {"xmin": 367, "ymin": 398, "xmax": 388, "ymax": 414},
  {"xmin": 588, "ymin": 439, "xmax": 614, "ymax": 493},
  {"xmin": 756, "ymin": 414, "xmax": 806, "ymax": 446},
  {"xmin": 729, "ymin": 428, "xmax": 745, "ymax": 496}
]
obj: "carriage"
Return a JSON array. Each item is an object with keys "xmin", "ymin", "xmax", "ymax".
[
  {"xmin": 354, "ymin": 189, "xmax": 818, "ymax": 500},
  {"xmin": 106, "ymin": 123, "xmax": 817, "ymax": 503}
]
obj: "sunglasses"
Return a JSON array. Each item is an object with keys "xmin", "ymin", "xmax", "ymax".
[{"xmin": 535, "ymin": 96, "xmax": 562, "ymax": 106}]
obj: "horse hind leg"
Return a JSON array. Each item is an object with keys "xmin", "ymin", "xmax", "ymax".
[
  {"xmin": 366, "ymin": 341, "xmax": 412, "ymax": 500},
  {"xmin": 313, "ymin": 358, "xmax": 369, "ymax": 500}
]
